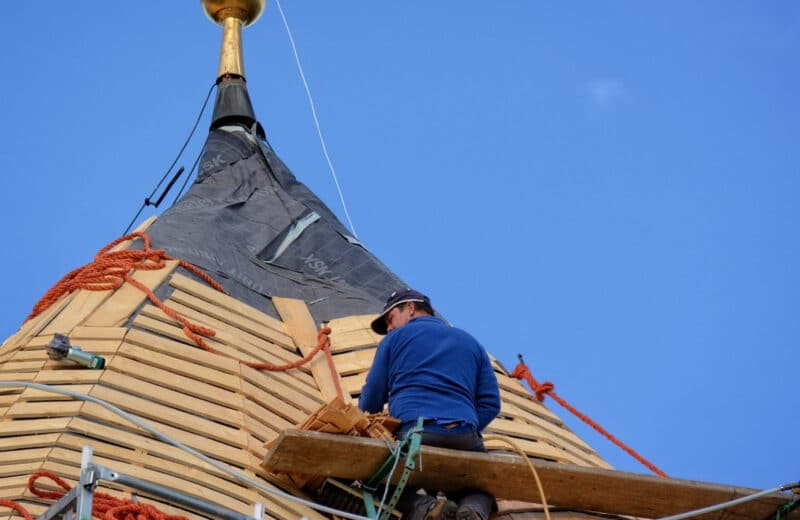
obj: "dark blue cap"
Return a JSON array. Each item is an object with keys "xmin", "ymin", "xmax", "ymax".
[{"xmin": 370, "ymin": 288, "xmax": 432, "ymax": 335}]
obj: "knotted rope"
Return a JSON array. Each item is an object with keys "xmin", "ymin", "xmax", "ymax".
[
  {"xmin": 25, "ymin": 470, "xmax": 191, "ymax": 520},
  {"xmin": 26, "ymin": 232, "xmax": 344, "ymax": 401},
  {"xmin": 511, "ymin": 355, "xmax": 668, "ymax": 478}
]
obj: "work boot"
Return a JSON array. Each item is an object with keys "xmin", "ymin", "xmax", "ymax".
[
  {"xmin": 424, "ymin": 495, "xmax": 458, "ymax": 520},
  {"xmin": 455, "ymin": 505, "xmax": 484, "ymax": 520}
]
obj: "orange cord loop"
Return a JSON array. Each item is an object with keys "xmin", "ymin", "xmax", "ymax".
[
  {"xmin": 511, "ymin": 358, "xmax": 668, "ymax": 478},
  {"xmin": 0, "ymin": 499, "xmax": 33, "ymax": 520},
  {"xmin": 20, "ymin": 470, "xmax": 191, "ymax": 520},
  {"xmin": 27, "ymin": 232, "xmax": 345, "ymax": 401}
]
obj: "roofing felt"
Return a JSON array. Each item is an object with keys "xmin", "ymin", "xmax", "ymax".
[{"xmin": 147, "ymin": 123, "xmax": 405, "ymax": 324}]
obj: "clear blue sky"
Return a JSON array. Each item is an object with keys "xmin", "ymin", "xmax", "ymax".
[{"xmin": 1, "ymin": 2, "xmax": 797, "ymax": 491}]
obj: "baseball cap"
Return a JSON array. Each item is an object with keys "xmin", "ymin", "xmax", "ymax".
[{"xmin": 370, "ymin": 288, "xmax": 432, "ymax": 335}]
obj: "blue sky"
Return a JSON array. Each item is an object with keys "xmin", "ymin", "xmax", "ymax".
[{"xmin": 1, "ymin": 2, "xmax": 797, "ymax": 492}]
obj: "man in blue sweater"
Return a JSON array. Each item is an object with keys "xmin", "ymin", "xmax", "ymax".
[{"xmin": 359, "ymin": 289, "xmax": 501, "ymax": 520}]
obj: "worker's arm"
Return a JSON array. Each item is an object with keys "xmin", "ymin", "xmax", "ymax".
[
  {"xmin": 359, "ymin": 338, "xmax": 390, "ymax": 413},
  {"xmin": 475, "ymin": 349, "xmax": 501, "ymax": 431}
]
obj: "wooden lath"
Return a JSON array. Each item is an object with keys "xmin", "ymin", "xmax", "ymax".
[
  {"xmin": 0, "ymin": 241, "xmax": 335, "ymax": 520},
  {"xmin": 1, "ymin": 217, "xmax": 631, "ymax": 520}
]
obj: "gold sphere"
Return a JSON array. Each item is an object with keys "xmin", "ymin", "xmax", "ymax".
[{"xmin": 201, "ymin": 0, "xmax": 266, "ymax": 26}]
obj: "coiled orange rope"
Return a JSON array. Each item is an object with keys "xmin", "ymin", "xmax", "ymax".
[
  {"xmin": 26, "ymin": 232, "xmax": 344, "ymax": 401},
  {"xmin": 511, "ymin": 356, "xmax": 668, "ymax": 477},
  {"xmin": 0, "ymin": 498, "xmax": 32, "ymax": 520},
  {"xmin": 23, "ymin": 470, "xmax": 190, "ymax": 520}
]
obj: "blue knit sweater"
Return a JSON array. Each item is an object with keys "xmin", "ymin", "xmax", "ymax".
[{"xmin": 359, "ymin": 316, "xmax": 500, "ymax": 431}]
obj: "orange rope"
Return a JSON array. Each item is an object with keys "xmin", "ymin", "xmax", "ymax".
[
  {"xmin": 25, "ymin": 470, "xmax": 191, "ymax": 520},
  {"xmin": 0, "ymin": 498, "xmax": 33, "ymax": 520},
  {"xmin": 26, "ymin": 232, "xmax": 345, "ymax": 401},
  {"xmin": 511, "ymin": 358, "xmax": 668, "ymax": 478}
]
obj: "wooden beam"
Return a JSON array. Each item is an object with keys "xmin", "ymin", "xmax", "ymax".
[
  {"xmin": 263, "ymin": 430, "xmax": 798, "ymax": 520},
  {"xmin": 272, "ymin": 297, "xmax": 351, "ymax": 404}
]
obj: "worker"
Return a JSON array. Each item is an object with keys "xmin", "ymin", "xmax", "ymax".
[{"xmin": 359, "ymin": 288, "xmax": 501, "ymax": 520}]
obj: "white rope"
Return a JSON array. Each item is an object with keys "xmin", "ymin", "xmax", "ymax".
[
  {"xmin": 0, "ymin": 381, "xmax": 370, "ymax": 520},
  {"xmin": 273, "ymin": 0, "xmax": 359, "ymax": 239}
]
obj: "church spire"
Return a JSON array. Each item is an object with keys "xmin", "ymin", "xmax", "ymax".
[{"xmin": 201, "ymin": 0, "xmax": 265, "ymax": 134}]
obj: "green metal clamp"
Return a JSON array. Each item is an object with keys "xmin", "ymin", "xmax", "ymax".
[{"xmin": 361, "ymin": 417, "xmax": 424, "ymax": 520}]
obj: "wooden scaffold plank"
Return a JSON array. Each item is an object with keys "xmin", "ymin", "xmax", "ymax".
[{"xmin": 264, "ymin": 429, "xmax": 798, "ymax": 520}]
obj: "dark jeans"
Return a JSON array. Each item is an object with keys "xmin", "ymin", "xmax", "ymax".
[{"xmin": 394, "ymin": 425, "xmax": 494, "ymax": 520}]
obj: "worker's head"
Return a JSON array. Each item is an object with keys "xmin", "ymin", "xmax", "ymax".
[{"xmin": 371, "ymin": 288, "xmax": 434, "ymax": 335}]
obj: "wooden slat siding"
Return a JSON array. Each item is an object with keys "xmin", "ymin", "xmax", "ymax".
[
  {"xmin": 495, "ymin": 404, "xmax": 608, "ymax": 468},
  {"xmin": 16, "ymin": 334, "xmax": 53, "ymax": 348},
  {"xmin": 0, "ymin": 360, "xmax": 45, "ymax": 373},
  {"xmin": 98, "ymin": 371, "xmax": 243, "ymax": 428},
  {"xmin": 482, "ymin": 435, "xmax": 589, "ymax": 466},
  {"xmin": 486, "ymin": 418, "xmax": 596, "ymax": 461},
  {"xmin": 106, "ymin": 356, "xmax": 243, "ymax": 409},
  {"xmin": 0, "ymin": 292, "xmax": 76, "ymax": 352},
  {"xmin": 18, "ymin": 385, "xmax": 93, "ymax": 402},
  {"xmin": 241, "ymin": 380, "xmax": 307, "ymax": 424},
  {"xmin": 64, "ymin": 421, "xmax": 231, "ymax": 479},
  {"xmin": 0, "ymin": 373, "xmax": 36, "ymax": 383},
  {"xmin": 332, "ymin": 348, "xmax": 376, "ymax": 376},
  {"xmin": 0, "ymin": 394, "xmax": 20, "ymax": 410},
  {"xmin": 140, "ymin": 300, "xmax": 317, "ymax": 388},
  {"xmin": 87, "ymin": 385, "xmax": 246, "ymax": 448},
  {"xmin": 130, "ymin": 313, "xmax": 319, "ymax": 395},
  {"xmin": 41, "ymin": 338, "xmax": 123, "ymax": 355},
  {"xmin": 328, "ymin": 328, "xmax": 381, "ymax": 354},
  {"xmin": 265, "ymin": 430, "xmax": 797, "ymax": 520},
  {"xmin": 241, "ymin": 401, "xmax": 290, "ymax": 443},
  {"xmin": 273, "ymin": 297, "xmax": 350, "ymax": 404},
  {"xmin": 342, "ymin": 371, "xmax": 368, "ymax": 396},
  {"xmin": 126, "ymin": 318, "xmax": 247, "ymax": 378},
  {"xmin": 0, "ymin": 434, "xmax": 61, "ymax": 451},
  {"xmin": 0, "ymin": 476, "xmax": 29, "ymax": 491},
  {"xmin": 242, "ymin": 413, "xmax": 280, "ymax": 444},
  {"xmin": 501, "ymin": 388, "xmax": 564, "ymax": 425},
  {"xmin": 0, "ymin": 461, "xmax": 46, "ymax": 478},
  {"xmin": 0, "ymin": 448, "xmax": 53, "ymax": 465},
  {"xmin": 5, "ymin": 401, "xmax": 83, "ymax": 419},
  {"xmin": 5, "ymin": 349, "xmax": 49, "ymax": 361},
  {"xmin": 0, "ymin": 417, "xmax": 72, "ymax": 437},
  {"xmin": 168, "ymin": 275, "xmax": 292, "ymax": 347},
  {"xmin": 496, "ymin": 372, "xmax": 542, "ymax": 399},
  {"xmin": 497, "ymin": 399, "xmax": 597, "ymax": 456},
  {"xmin": 70, "ymin": 326, "xmax": 128, "ymax": 340},
  {"xmin": 78, "ymin": 401, "xmax": 249, "ymax": 468},
  {"xmin": 82, "ymin": 259, "xmax": 179, "ymax": 327},
  {"xmin": 240, "ymin": 365, "xmax": 324, "ymax": 415},
  {"xmin": 34, "ymin": 370, "xmax": 102, "ymax": 385},
  {"xmin": 248, "ymin": 436, "xmax": 268, "ymax": 460},
  {"xmin": 486, "ymin": 430, "xmax": 606, "ymax": 470},
  {"xmin": 167, "ymin": 288, "xmax": 294, "ymax": 351},
  {"xmin": 507, "ymin": 412, "xmax": 606, "ymax": 465},
  {"xmin": 159, "ymin": 296, "xmax": 315, "ymax": 382},
  {"xmin": 41, "ymin": 289, "xmax": 117, "ymax": 336},
  {"xmin": 117, "ymin": 340, "xmax": 241, "ymax": 392}
]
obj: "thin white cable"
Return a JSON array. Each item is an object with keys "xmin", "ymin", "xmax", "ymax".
[
  {"xmin": 273, "ymin": 0, "xmax": 359, "ymax": 239},
  {"xmin": 0, "ymin": 381, "xmax": 369, "ymax": 520}
]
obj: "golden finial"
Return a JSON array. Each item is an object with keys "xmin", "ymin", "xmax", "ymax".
[{"xmin": 202, "ymin": 0, "xmax": 266, "ymax": 80}]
